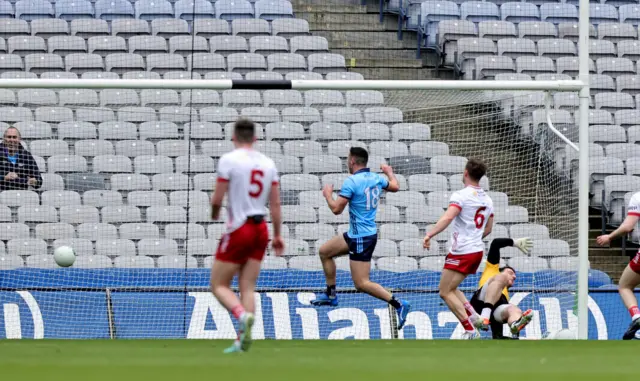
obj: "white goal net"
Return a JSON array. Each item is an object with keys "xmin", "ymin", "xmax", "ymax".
[{"xmin": 0, "ymin": 87, "xmax": 581, "ymax": 340}]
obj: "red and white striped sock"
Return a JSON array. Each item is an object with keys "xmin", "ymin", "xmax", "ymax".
[
  {"xmin": 231, "ymin": 305, "xmax": 245, "ymax": 320},
  {"xmin": 461, "ymin": 318, "xmax": 475, "ymax": 332},
  {"xmin": 629, "ymin": 305, "xmax": 640, "ymax": 321}
]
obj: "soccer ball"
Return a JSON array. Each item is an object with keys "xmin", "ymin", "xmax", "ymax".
[
  {"xmin": 545, "ymin": 329, "xmax": 576, "ymax": 340},
  {"xmin": 54, "ymin": 246, "xmax": 76, "ymax": 267}
]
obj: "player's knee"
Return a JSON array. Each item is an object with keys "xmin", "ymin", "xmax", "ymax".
[
  {"xmin": 319, "ymin": 244, "xmax": 332, "ymax": 259},
  {"xmin": 438, "ymin": 288, "xmax": 452, "ymax": 300},
  {"xmin": 353, "ymin": 277, "xmax": 368, "ymax": 292}
]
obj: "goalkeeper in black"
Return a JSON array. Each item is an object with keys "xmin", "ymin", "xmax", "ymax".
[{"xmin": 470, "ymin": 237, "xmax": 534, "ymax": 339}]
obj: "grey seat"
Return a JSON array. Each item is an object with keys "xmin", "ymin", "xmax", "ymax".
[
  {"xmin": 138, "ymin": 238, "xmax": 178, "ymax": 257},
  {"xmin": 510, "ymin": 223, "xmax": 549, "ymax": 240},
  {"xmin": 147, "ymin": 206, "xmax": 187, "ymax": 223},
  {"xmin": 151, "ymin": 19, "xmax": 189, "ymax": 38},
  {"xmin": 222, "ymin": 89, "xmax": 262, "ymax": 108},
  {"xmin": 590, "ymin": 4, "xmax": 618, "ymax": 25},
  {"xmin": 370, "ymin": 141, "xmax": 409, "ymax": 158},
  {"xmin": 17, "ymin": 205, "xmax": 57, "ymax": 223},
  {"xmin": 30, "ymin": 140, "xmax": 69, "ymax": 157},
  {"xmin": 286, "ymin": 72, "xmax": 324, "ymax": 80},
  {"xmin": 305, "ymin": 90, "xmax": 345, "ymax": 109},
  {"xmin": 128, "ymin": 35, "xmax": 167, "ymax": 56},
  {"xmin": 94, "ymin": 0, "xmax": 134, "ymax": 20},
  {"xmin": 73, "ymin": 255, "xmax": 113, "ymax": 268},
  {"xmin": 309, "ymin": 122, "xmax": 349, "ymax": 141},
  {"xmin": 0, "ymin": 20, "xmax": 29, "ymax": 40},
  {"xmin": 110, "ymin": 173, "xmax": 150, "ymax": 191},
  {"xmin": 151, "ymin": 173, "xmax": 190, "ymax": 191},
  {"xmin": 15, "ymin": 120, "xmax": 52, "ymax": 137},
  {"xmin": 77, "ymin": 222, "xmax": 117, "ymax": 240},
  {"xmin": 540, "ymin": 3, "xmax": 578, "ymax": 24},
  {"xmin": 620, "ymin": 4, "xmax": 640, "ymax": 26},
  {"xmin": 365, "ymin": 107, "xmax": 403, "ymax": 124},
  {"xmin": 255, "ymin": 0, "xmax": 293, "ymax": 20},
  {"xmin": 105, "ymin": 53, "xmax": 145, "ymax": 74},
  {"xmin": 282, "ymin": 106, "xmax": 321, "ymax": 123},
  {"xmin": 210, "ymin": 35, "xmax": 248, "ymax": 56},
  {"xmin": 70, "ymin": 19, "xmax": 109, "ymax": 39},
  {"xmin": 537, "ymin": 39, "xmax": 576, "ymax": 59},
  {"xmin": 175, "ymin": 155, "xmax": 215, "ymax": 173},
  {"xmin": 500, "ymin": 2, "xmax": 540, "ymax": 23},
  {"xmin": 201, "ymin": 140, "xmax": 234, "ymax": 157},
  {"xmin": 62, "ymin": 173, "xmax": 103, "ymax": 192},
  {"xmin": 184, "ymin": 122, "xmax": 223, "ymax": 140},
  {"xmin": 114, "ymin": 255, "xmax": 156, "ymax": 268},
  {"xmin": 272, "ymin": 18, "xmax": 310, "ymax": 38},
  {"xmin": 53, "ymin": 239, "xmax": 94, "ymax": 256},
  {"xmin": 75, "ymin": 139, "xmax": 114, "ymax": 157},
  {"xmin": 47, "ymin": 155, "xmax": 87, "ymax": 173},
  {"xmin": 82, "ymin": 190, "xmax": 123, "ymax": 207},
  {"xmin": 267, "ymin": 53, "xmax": 306, "ymax": 74},
  {"xmin": 126, "ymin": 190, "xmax": 167, "ymax": 207},
  {"xmin": 595, "ymin": 93, "xmax": 635, "ymax": 112},
  {"xmin": 169, "ymin": 191, "xmax": 208, "ymax": 207},
  {"xmin": 615, "ymin": 110, "xmax": 640, "ymax": 127},
  {"xmin": 34, "ymin": 222, "xmax": 75, "ymax": 240},
  {"xmin": 386, "ymin": 191, "xmax": 427, "ymax": 208},
  {"xmin": 25, "ymin": 53, "xmax": 64, "ymax": 74},
  {"xmin": 596, "ymin": 58, "xmax": 635, "ymax": 79},
  {"xmin": 174, "ymin": 0, "xmax": 214, "ymax": 19},
  {"xmin": 96, "ymin": 239, "xmax": 136, "ymax": 257},
  {"xmin": 65, "ymin": 53, "xmax": 104, "ymax": 74},
  {"xmin": 15, "ymin": 0, "xmax": 54, "ymax": 21},
  {"xmin": 558, "ymin": 22, "xmax": 596, "ymax": 43},
  {"xmin": 409, "ymin": 173, "xmax": 449, "ymax": 192},
  {"xmin": 135, "ymin": 0, "xmax": 172, "ymax": 20},
  {"xmin": 88, "ymin": 36, "xmax": 126, "ymax": 56},
  {"xmin": 165, "ymin": 223, "xmax": 205, "ymax": 240},
  {"xmin": 302, "ymin": 155, "xmax": 342, "ymax": 174},
  {"xmin": 41, "ymin": 71, "xmax": 78, "ymax": 79},
  {"xmin": 617, "ymin": 42, "xmax": 640, "ymax": 63},
  {"xmin": 193, "ymin": 18, "xmax": 229, "ymax": 38},
  {"xmin": 589, "ymin": 74, "xmax": 616, "ymax": 95},
  {"xmin": 308, "ymin": 53, "xmax": 346, "ymax": 74},
  {"xmin": 241, "ymin": 107, "xmax": 280, "ymax": 123},
  {"xmin": 111, "ymin": 19, "xmax": 149, "ymax": 39},
  {"xmin": 431, "ymin": 155, "xmax": 467, "ymax": 175},
  {"xmin": 8, "ymin": 36, "xmax": 46, "ymax": 56},
  {"xmin": 589, "ymin": 40, "xmax": 617, "ymax": 60},
  {"xmin": 461, "ymin": 1, "xmax": 499, "ymax": 22},
  {"xmin": 156, "ymin": 140, "xmax": 195, "ymax": 157},
  {"xmin": 0, "ymin": 190, "xmax": 39, "ymax": 206},
  {"xmin": 249, "ymin": 36, "xmax": 289, "ymax": 55},
  {"xmin": 157, "ymin": 255, "xmax": 198, "ymax": 269},
  {"xmin": 227, "ymin": 53, "xmax": 266, "ymax": 74},
  {"xmin": 516, "ymin": 56, "xmax": 555, "ymax": 76},
  {"xmin": 283, "ymin": 140, "xmax": 322, "ymax": 157},
  {"xmin": 474, "ymin": 55, "xmax": 514, "ymax": 79},
  {"xmin": 186, "ymin": 53, "xmax": 225, "ymax": 73},
  {"xmin": 388, "ymin": 155, "xmax": 429, "ymax": 176},
  {"xmin": 9, "ymin": 239, "xmax": 47, "ymax": 257},
  {"xmin": 517, "ymin": 21, "xmax": 557, "ymax": 42},
  {"xmin": 93, "ymin": 155, "xmax": 132, "ymax": 173},
  {"xmin": 598, "ymin": 23, "xmax": 637, "ymax": 43},
  {"xmin": 146, "ymin": 54, "xmax": 186, "ymax": 74},
  {"xmin": 263, "ymin": 90, "xmax": 303, "ymax": 110},
  {"xmin": 101, "ymin": 206, "xmax": 142, "ymax": 224},
  {"xmin": 169, "ymin": 36, "xmax": 209, "ymax": 57},
  {"xmin": 216, "ymin": 0, "xmax": 254, "ymax": 20}
]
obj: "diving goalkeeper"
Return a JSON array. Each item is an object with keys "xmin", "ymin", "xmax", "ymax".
[{"xmin": 469, "ymin": 237, "xmax": 534, "ymax": 339}]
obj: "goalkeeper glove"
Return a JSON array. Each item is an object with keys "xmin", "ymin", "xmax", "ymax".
[{"xmin": 514, "ymin": 237, "xmax": 533, "ymax": 255}]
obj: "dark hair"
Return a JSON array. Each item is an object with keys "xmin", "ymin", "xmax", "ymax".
[
  {"xmin": 233, "ymin": 118, "xmax": 255, "ymax": 143},
  {"xmin": 465, "ymin": 158, "xmax": 487, "ymax": 182},
  {"xmin": 499, "ymin": 266, "xmax": 516, "ymax": 274},
  {"xmin": 349, "ymin": 146, "xmax": 368, "ymax": 166}
]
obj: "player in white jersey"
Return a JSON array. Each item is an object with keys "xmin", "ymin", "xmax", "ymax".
[
  {"xmin": 423, "ymin": 159, "xmax": 494, "ymax": 339},
  {"xmin": 210, "ymin": 119, "xmax": 285, "ymax": 353},
  {"xmin": 597, "ymin": 191, "xmax": 640, "ymax": 339}
]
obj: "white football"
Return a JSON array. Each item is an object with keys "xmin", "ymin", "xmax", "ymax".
[
  {"xmin": 54, "ymin": 246, "xmax": 76, "ymax": 267},
  {"xmin": 545, "ymin": 329, "xmax": 576, "ymax": 340}
]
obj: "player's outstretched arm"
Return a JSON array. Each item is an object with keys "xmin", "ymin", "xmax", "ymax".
[
  {"xmin": 211, "ymin": 179, "xmax": 229, "ymax": 220},
  {"xmin": 380, "ymin": 164, "xmax": 400, "ymax": 193},
  {"xmin": 597, "ymin": 214, "xmax": 640, "ymax": 246},
  {"xmin": 423, "ymin": 206, "xmax": 460, "ymax": 248},
  {"xmin": 487, "ymin": 238, "xmax": 513, "ymax": 265},
  {"xmin": 269, "ymin": 183, "xmax": 285, "ymax": 256},
  {"xmin": 323, "ymin": 184, "xmax": 348, "ymax": 215}
]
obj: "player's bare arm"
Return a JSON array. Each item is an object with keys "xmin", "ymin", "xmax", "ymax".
[
  {"xmin": 211, "ymin": 180, "xmax": 229, "ymax": 220},
  {"xmin": 596, "ymin": 214, "xmax": 639, "ymax": 246},
  {"xmin": 482, "ymin": 215, "xmax": 494, "ymax": 239},
  {"xmin": 269, "ymin": 183, "xmax": 285, "ymax": 257},
  {"xmin": 380, "ymin": 164, "xmax": 400, "ymax": 192},
  {"xmin": 323, "ymin": 184, "xmax": 348, "ymax": 215},
  {"xmin": 423, "ymin": 206, "xmax": 461, "ymax": 249}
]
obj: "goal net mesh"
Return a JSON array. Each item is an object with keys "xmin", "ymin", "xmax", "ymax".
[{"xmin": 0, "ymin": 88, "xmax": 584, "ymax": 340}]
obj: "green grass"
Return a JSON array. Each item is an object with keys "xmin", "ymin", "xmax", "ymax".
[{"xmin": 0, "ymin": 340, "xmax": 635, "ymax": 381}]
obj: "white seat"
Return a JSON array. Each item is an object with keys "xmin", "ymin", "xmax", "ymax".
[
  {"xmin": 74, "ymin": 255, "xmax": 113, "ymax": 268},
  {"xmin": 400, "ymin": 239, "xmax": 439, "ymax": 257},
  {"xmin": 379, "ymin": 223, "xmax": 420, "ymax": 241},
  {"xmin": 157, "ymin": 255, "xmax": 198, "ymax": 268},
  {"xmin": 288, "ymin": 256, "xmax": 323, "ymax": 270},
  {"xmin": 114, "ymin": 255, "xmax": 155, "ymax": 268},
  {"xmin": 508, "ymin": 257, "xmax": 549, "ymax": 272}
]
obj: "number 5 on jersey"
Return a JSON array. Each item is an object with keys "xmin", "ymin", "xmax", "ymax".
[{"xmin": 249, "ymin": 169, "xmax": 264, "ymax": 198}]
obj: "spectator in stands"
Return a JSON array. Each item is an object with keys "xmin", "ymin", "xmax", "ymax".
[{"xmin": 0, "ymin": 127, "xmax": 41, "ymax": 191}]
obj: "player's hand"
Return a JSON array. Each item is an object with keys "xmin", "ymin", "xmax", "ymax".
[
  {"xmin": 423, "ymin": 234, "xmax": 431, "ymax": 249},
  {"xmin": 380, "ymin": 164, "xmax": 393, "ymax": 175},
  {"xmin": 596, "ymin": 234, "xmax": 611, "ymax": 246},
  {"xmin": 4, "ymin": 172, "xmax": 17, "ymax": 181},
  {"xmin": 514, "ymin": 237, "xmax": 533, "ymax": 255},
  {"xmin": 27, "ymin": 177, "xmax": 37, "ymax": 187},
  {"xmin": 271, "ymin": 235, "xmax": 285, "ymax": 256},
  {"xmin": 322, "ymin": 184, "xmax": 334, "ymax": 200}
]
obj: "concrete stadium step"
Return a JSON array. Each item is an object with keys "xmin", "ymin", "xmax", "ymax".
[
  {"xmin": 313, "ymin": 31, "xmax": 418, "ymax": 49},
  {"xmin": 331, "ymin": 48, "xmax": 419, "ymax": 61},
  {"xmin": 589, "ymin": 247, "xmax": 630, "ymax": 256},
  {"xmin": 350, "ymin": 67, "xmax": 452, "ymax": 80}
]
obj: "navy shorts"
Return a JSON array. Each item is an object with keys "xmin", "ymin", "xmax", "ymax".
[{"xmin": 343, "ymin": 232, "xmax": 377, "ymax": 262}]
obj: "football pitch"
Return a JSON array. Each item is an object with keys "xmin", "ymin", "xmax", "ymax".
[{"xmin": 0, "ymin": 340, "xmax": 634, "ymax": 381}]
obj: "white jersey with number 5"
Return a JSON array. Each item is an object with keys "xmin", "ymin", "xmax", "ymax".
[
  {"xmin": 448, "ymin": 186, "xmax": 494, "ymax": 255},
  {"xmin": 217, "ymin": 147, "xmax": 279, "ymax": 233}
]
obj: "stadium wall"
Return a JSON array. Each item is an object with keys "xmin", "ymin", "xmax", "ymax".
[{"xmin": 0, "ymin": 269, "xmax": 627, "ymax": 340}]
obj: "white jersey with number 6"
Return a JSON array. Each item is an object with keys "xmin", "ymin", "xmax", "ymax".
[
  {"xmin": 217, "ymin": 147, "xmax": 279, "ymax": 233},
  {"xmin": 448, "ymin": 186, "xmax": 494, "ymax": 255}
]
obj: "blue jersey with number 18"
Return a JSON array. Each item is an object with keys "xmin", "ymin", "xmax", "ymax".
[{"xmin": 338, "ymin": 168, "xmax": 389, "ymax": 239}]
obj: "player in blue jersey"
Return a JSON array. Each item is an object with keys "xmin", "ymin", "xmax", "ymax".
[{"xmin": 310, "ymin": 147, "xmax": 412, "ymax": 330}]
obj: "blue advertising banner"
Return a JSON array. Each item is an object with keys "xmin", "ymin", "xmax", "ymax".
[{"xmin": 0, "ymin": 289, "xmax": 630, "ymax": 340}]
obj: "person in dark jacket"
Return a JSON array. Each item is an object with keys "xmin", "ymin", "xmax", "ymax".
[{"xmin": 0, "ymin": 127, "xmax": 42, "ymax": 191}]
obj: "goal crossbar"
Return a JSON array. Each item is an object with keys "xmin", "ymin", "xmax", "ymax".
[{"xmin": 0, "ymin": 79, "xmax": 586, "ymax": 91}]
